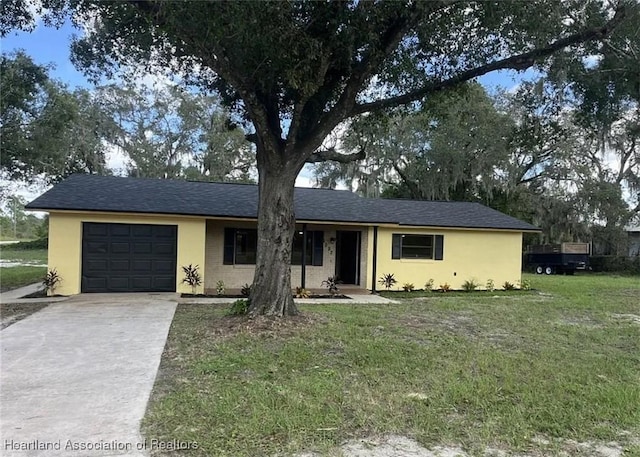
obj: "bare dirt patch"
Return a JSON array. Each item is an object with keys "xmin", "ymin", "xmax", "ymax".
[
  {"xmin": 296, "ymin": 435, "xmax": 631, "ymax": 457},
  {"xmin": 0, "ymin": 303, "xmax": 48, "ymax": 329},
  {"xmin": 207, "ymin": 312, "xmax": 330, "ymax": 339},
  {"xmin": 555, "ymin": 316, "xmax": 604, "ymax": 329},
  {"xmin": 611, "ymin": 314, "xmax": 640, "ymax": 325}
]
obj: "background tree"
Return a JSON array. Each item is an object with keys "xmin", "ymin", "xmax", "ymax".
[
  {"xmin": 315, "ymin": 84, "xmax": 512, "ymax": 201},
  {"xmin": 563, "ymin": 0, "xmax": 640, "ymax": 251},
  {"xmin": 1, "ymin": 51, "xmax": 111, "ymax": 184},
  {"xmin": 4, "ymin": 0, "xmax": 635, "ymax": 316},
  {"xmin": 0, "ymin": 195, "xmax": 47, "ymax": 240},
  {"xmin": 315, "ymin": 76, "xmax": 638, "ymax": 252},
  {"xmin": 100, "ymin": 83, "xmax": 254, "ymax": 181}
]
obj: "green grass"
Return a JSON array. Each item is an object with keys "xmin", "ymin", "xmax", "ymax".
[
  {"xmin": 0, "ymin": 248, "xmax": 47, "ymax": 264},
  {"xmin": 143, "ymin": 273, "xmax": 640, "ymax": 456},
  {"xmin": 0, "ymin": 248, "xmax": 47, "ymax": 291},
  {"xmin": 0, "ymin": 266, "xmax": 47, "ymax": 292}
]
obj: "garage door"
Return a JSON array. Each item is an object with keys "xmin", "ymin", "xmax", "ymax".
[{"xmin": 81, "ymin": 222, "xmax": 177, "ymax": 293}]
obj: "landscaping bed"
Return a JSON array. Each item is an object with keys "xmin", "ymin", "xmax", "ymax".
[
  {"xmin": 181, "ymin": 293, "xmax": 246, "ymax": 299},
  {"xmin": 379, "ymin": 288, "xmax": 536, "ymax": 299},
  {"xmin": 181, "ymin": 293, "xmax": 351, "ymax": 299}
]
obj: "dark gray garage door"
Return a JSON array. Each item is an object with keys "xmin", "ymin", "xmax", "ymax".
[{"xmin": 81, "ymin": 222, "xmax": 177, "ymax": 293}]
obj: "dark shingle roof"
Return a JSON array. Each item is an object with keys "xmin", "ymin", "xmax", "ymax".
[{"xmin": 26, "ymin": 174, "xmax": 539, "ymax": 231}]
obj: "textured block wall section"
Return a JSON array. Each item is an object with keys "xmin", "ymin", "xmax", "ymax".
[{"xmin": 204, "ymin": 220, "xmax": 368, "ymax": 291}]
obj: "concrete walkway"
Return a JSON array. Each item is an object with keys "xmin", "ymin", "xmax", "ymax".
[
  {"xmin": 1, "ymin": 293, "xmax": 177, "ymax": 456},
  {"xmin": 0, "ymin": 283, "xmax": 70, "ymax": 305},
  {"xmin": 1, "ymin": 283, "xmax": 45, "ymax": 303}
]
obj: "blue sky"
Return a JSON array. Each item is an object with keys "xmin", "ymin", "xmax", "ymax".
[{"xmin": 2, "ymin": 21, "xmax": 90, "ymax": 89}]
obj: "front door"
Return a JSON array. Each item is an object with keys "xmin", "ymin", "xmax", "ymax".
[{"xmin": 335, "ymin": 230, "xmax": 360, "ymax": 285}]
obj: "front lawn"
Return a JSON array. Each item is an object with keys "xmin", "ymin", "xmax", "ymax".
[
  {"xmin": 0, "ymin": 248, "xmax": 48, "ymax": 264},
  {"xmin": 0, "ymin": 266, "xmax": 47, "ymax": 292},
  {"xmin": 143, "ymin": 274, "xmax": 640, "ymax": 456},
  {"xmin": 0, "ymin": 247, "xmax": 47, "ymax": 292}
]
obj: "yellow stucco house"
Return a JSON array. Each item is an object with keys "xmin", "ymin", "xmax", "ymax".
[{"xmin": 26, "ymin": 174, "xmax": 539, "ymax": 296}]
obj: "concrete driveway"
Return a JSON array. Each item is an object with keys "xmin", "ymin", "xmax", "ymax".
[{"xmin": 1, "ymin": 293, "xmax": 177, "ymax": 456}]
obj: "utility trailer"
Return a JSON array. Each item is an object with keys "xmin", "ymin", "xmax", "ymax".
[{"xmin": 526, "ymin": 243, "xmax": 590, "ymax": 275}]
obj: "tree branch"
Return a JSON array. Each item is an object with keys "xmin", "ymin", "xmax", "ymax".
[
  {"xmin": 351, "ymin": 6, "xmax": 628, "ymax": 116},
  {"xmin": 306, "ymin": 147, "xmax": 365, "ymax": 164},
  {"xmin": 295, "ymin": 1, "xmax": 457, "ymax": 159},
  {"xmin": 392, "ymin": 163, "xmax": 422, "ymax": 200},
  {"xmin": 128, "ymin": 1, "xmax": 282, "ymax": 155}
]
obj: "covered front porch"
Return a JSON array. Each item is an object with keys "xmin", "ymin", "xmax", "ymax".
[{"xmin": 203, "ymin": 220, "xmax": 370, "ymax": 294}]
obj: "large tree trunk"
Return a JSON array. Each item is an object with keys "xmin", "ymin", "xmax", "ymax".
[{"xmin": 248, "ymin": 161, "xmax": 300, "ymax": 316}]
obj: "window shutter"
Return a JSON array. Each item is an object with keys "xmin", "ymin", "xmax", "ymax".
[
  {"xmin": 392, "ymin": 234, "xmax": 401, "ymax": 259},
  {"xmin": 434, "ymin": 235, "xmax": 444, "ymax": 260},
  {"xmin": 312, "ymin": 231, "xmax": 323, "ymax": 266},
  {"xmin": 223, "ymin": 228, "xmax": 235, "ymax": 265}
]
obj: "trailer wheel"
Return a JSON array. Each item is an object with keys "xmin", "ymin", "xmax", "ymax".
[
  {"xmin": 535, "ymin": 266, "xmax": 544, "ymax": 274},
  {"xmin": 544, "ymin": 266, "xmax": 553, "ymax": 275}
]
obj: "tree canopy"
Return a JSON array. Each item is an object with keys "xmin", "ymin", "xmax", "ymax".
[
  {"xmin": 99, "ymin": 83, "xmax": 254, "ymax": 181},
  {"xmin": 1, "ymin": 51, "xmax": 110, "ymax": 183}
]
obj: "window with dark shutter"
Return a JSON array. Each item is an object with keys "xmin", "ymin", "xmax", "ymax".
[
  {"xmin": 392, "ymin": 233, "xmax": 444, "ymax": 260},
  {"xmin": 292, "ymin": 230, "xmax": 324, "ymax": 266},
  {"xmin": 234, "ymin": 229, "xmax": 258, "ymax": 264},
  {"xmin": 312, "ymin": 231, "xmax": 324, "ymax": 266},
  {"xmin": 401, "ymin": 234, "xmax": 433, "ymax": 258},
  {"xmin": 292, "ymin": 230, "xmax": 313, "ymax": 265},
  {"xmin": 223, "ymin": 228, "xmax": 235, "ymax": 264},
  {"xmin": 226, "ymin": 227, "xmax": 325, "ymax": 266},
  {"xmin": 434, "ymin": 235, "xmax": 444, "ymax": 260},
  {"xmin": 392, "ymin": 234, "xmax": 402, "ymax": 259}
]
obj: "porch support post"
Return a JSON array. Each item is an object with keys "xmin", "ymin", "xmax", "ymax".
[
  {"xmin": 301, "ymin": 223, "xmax": 308, "ymax": 289},
  {"xmin": 372, "ymin": 226, "xmax": 378, "ymax": 293}
]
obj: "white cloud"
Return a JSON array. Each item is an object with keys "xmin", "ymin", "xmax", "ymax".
[
  {"xmin": 583, "ymin": 54, "xmax": 602, "ymax": 69},
  {"xmin": 0, "ymin": 178, "xmax": 49, "ymax": 217},
  {"xmin": 105, "ymin": 144, "xmax": 129, "ymax": 176},
  {"xmin": 26, "ymin": 0, "xmax": 45, "ymax": 28},
  {"xmin": 295, "ymin": 176, "xmax": 313, "ymax": 188},
  {"xmin": 296, "ymin": 165, "xmax": 349, "ymax": 190}
]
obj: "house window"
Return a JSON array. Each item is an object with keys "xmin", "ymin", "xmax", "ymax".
[
  {"xmin": 234, "ymin": 229, "xmax": 258, "ymax": 264},
  {"xmin": 402, "ymin": 235, "xmax": 433, "ymax": 259},
  {"xmin": 291, "ymin": 230, "xmax": 324, "ymax": 265},
  {"xmin": 223, "ymin": 228, "xmax": 323, "ymax": 266},
  {"xmin": 392, "ymin": 234, "xmax": 444, "ymax": 260},
  {"xmin": 292, "ymin": 231, "xmax": 313, "ymax": 265}
]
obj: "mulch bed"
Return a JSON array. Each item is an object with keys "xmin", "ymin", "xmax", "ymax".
[
  {"xmin": 182, "ymin": 293, "xmax": 246, "ymax": 298},
  {"xmin": 206, "ymin": 312, "xmax": 330, "ymax": 339},
  {"xmin": 21, "ymin": 290, "xmax": 65, "ymax": 299},
  {"xmin": 181, "ymin": 293, "xmax": 351, "ymax": 299},
  {"xmin": 299, "ymin": 294, "xmax": 351, "ymax": 299}
]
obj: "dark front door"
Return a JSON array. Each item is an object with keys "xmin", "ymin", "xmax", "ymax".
[
  {"xmin": 81, "ymin": 222, "xmax": 177, "ymax": 293},
  {"xmin": 335, "ymin": 230, "xmax": 360, "ymax": 285}
]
